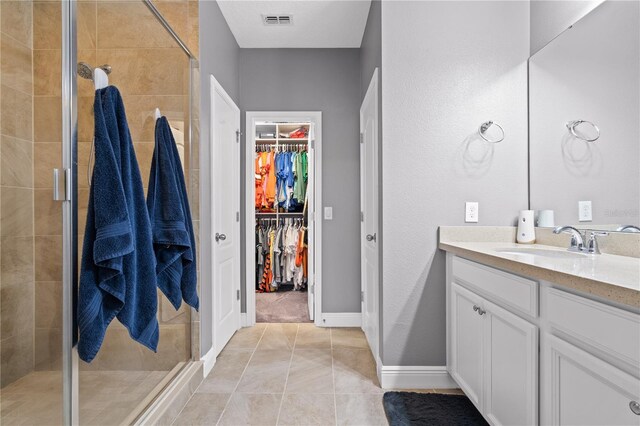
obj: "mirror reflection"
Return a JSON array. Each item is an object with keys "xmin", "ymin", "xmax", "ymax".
[{"xmin": 529, "ymin": 0, "xmax": 640, "ymax": 232}]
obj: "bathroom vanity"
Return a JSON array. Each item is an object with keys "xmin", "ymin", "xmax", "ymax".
[{"xmin": 439, "ymin": 228, "xmax": 640, "ymax": 426}]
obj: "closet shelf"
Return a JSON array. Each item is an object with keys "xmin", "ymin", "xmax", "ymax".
[
  {"xmin": 256, "ymin": 138, "xmax": 308, "ymax": 144},
  {"xmin": 256, "ymin": 212, "xmax": 304, "ymax": 216}
]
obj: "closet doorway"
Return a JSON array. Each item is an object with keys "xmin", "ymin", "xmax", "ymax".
[{"xmin": 245, "ymin": 112, "xmax": 322, "ymax": 326}]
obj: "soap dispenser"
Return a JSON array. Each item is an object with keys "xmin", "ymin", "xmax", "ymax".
[{"xmin": 517, "ymin": 210, "xmax": 536, "ymax": 244}]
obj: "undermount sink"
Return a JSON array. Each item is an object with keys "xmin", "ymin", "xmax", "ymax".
[{"xmin": 495, "ymin": 247, "xmax": 588, "ymax": 259}]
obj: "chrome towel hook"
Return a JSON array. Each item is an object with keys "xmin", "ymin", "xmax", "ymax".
[
  {"xmin": 478, "ymin": 121, "xmax": 505, "ymax": 143},
  {"xmin": 566, "ymin": 120, "xmax": 600, "ymax": 142}
]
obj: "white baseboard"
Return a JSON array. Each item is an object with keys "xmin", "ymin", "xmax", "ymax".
[
  {"xmin": 241, "ymin": 312, "xmax": 250, "ymax": 327},
  {"xmin": 318, "ymin": 312, "xmax": 361, "ymax": 327},
  {"xmin": 380, "ymin": 365, "xmax": 457, "ymax": 389},
  {"xmin": 201, "ymin": 347, "xmax": 217, "ymax": 377}
]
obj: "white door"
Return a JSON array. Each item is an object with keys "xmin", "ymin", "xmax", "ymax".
[
  {"xmin": 542, "ymin": 334, "xmax": 640, "ymax": 426},
  {"xmin": 483, "ymin": 299, "xmax": 538, "ymax": 426},
  {"xmin": 211, "ymin": 76, "xmax": 241, "ymax": 355},
  {"xmin": 360, "ymin": 69, "xmax": 379, "ymax": 359},
  {"xmin": 449, "ymin": 282, "xmax": 484, "ymax": 409}
]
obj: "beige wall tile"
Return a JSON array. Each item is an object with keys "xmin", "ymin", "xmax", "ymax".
[
  {"xmin": 35, "ymin": 281, "xmax": 62, "ymax": 328},
  {"xmin": 78, "ymin": 96, "xmax": 94, "ymax": 142},
  {"xmin": 35, "ymin": 326, "xmax": 62, "ymax": 370},
  {"xmin": 34, "ymin": 189, "xmax": 62, "ymax": 235},
  {"xmin": 97, "ymin": 48, "xmax": 187, "ymax": 96},
  {"xmin": 1, "ymin": 84, "xmax": 33, "ymax": 141},
  {"xmin": 134, "ymin": 142, "xmax": 154, "ymax": 183},
  {"xmin": 33, "ymin": 50, "xmax": 61, "ymax": 97},
  {"xmin": 1, "ymin": 1, "xmax": 33, "ymax": 48},
  {"xmin": 1, "ymin": 331, "xmax": 35, "ymax": 386},
  {"xmin": 78, "ymin": 1, "xmax": 97, "ymax": 50},
  {"xmin": 1, "ymin": 281, "xmax": 35, "ymax": 339},
  {"xmin": 35, "ymin": 235, "xmax": 62, "ymax": 281},
  {"xmin": 1, "ymin": 187, "xmax": 33, "ymax": 237},
  {"xmin": 34, "ymin": 96, "xmax": 62, "ymax": 142},
  {"xmin": 121, "ymin": 95, "xmax": 185, "ymax": 142},
  {"xmin": 1, "ymin": 135, "xmax": 33, "ymax": 188},
  {"xmin": 1, "ymin": 236, "xmax": 34, "ymax": 285},
  {"xmin": 78, "ymin": 187, "xmax": 89, "ymax": 233},
  {"xmin": 97, "ymin": 2, "xmax": 186, "ymax": 49},
  {"xmin": 33, "ymin": 2, "xmax": 61, "ymax": 50},
  {"xmin": 34, "ymin": 143, "xmax": 61, "ymax": 188},
  {"xmin": 1, "ymin": 33, "xmax": 33, "ymax": 95}
]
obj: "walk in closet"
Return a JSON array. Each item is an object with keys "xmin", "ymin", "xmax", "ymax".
[{"xmin": 250, "ymin": 120, "xmax": 316, "ymax": 323}]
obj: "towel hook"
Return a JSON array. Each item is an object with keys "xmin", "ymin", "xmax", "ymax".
[
  {"xmin": 566, "ymin": 120, "xmax": 600, "ymax": 142},
  {"xmin": 478, "ymin": 121, "xmax": 504, "ymax": 143}
]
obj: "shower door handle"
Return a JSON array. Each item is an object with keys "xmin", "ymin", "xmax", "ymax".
[{"xmin": 53, "ymin": 168, "xmax": 70, "ymax": 201}]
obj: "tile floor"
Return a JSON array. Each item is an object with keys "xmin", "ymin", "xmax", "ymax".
[
  {"xmin": 0, "ymin": 369, "xmax": 170, "ymax": 425},
  {"xmin": 173, "ymin": 323, "xmax": 463, "ymax": 426}
]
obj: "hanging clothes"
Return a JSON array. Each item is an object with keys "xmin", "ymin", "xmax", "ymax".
[{"xmin": 255, "ymin": 147, "xmax": 308, "ymax": 212}]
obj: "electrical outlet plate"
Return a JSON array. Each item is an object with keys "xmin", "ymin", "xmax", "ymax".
[
  {"xmin": 324, "ymin": 206, "xmax": 333, "ymax": 220},
  {"xmin": 465, "ymin": 202, "xmax": 479, "ymax": 223},
  {"xmin": 578, "ymin": 200, "xmax": 592, "ymax": 222}
]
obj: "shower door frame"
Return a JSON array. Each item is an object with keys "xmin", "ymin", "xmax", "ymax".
[{"xmin": 60, "ymin": 1, "xmax": 199, "ymax": 425}]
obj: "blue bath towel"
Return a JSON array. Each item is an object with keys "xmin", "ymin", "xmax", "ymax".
[
  {"xmin": 147, "ymin": 117, "xmax": 199, "ymax": 310},
  {"xmin": 78, "ymin": 86, "xmax": 159, "ymax": 363}
]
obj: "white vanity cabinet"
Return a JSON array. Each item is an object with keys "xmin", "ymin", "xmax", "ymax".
[
  {"xmin": 448, "ymin": 257, "xmax": 538, "ymax": 426},
  {"xmin": 446, "ymin": 253, "xmax": 640, "ymax": 426}
]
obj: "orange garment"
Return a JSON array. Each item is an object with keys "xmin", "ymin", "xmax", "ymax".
[
  {"xmin": 255, "ymin": 153, "xmax": 264, "ymax": 209},
  {"xmin": 265, "ymin": 151, "xmax": 277, "ymax": 207},
  {"xmin": 295, "ymin": 227, "xmax": 306, "ymax": 267}
]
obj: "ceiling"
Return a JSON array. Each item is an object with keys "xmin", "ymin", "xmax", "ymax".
[{"xmin": 217, "ymin": 0, "xmax": 372, "ymax": 48}]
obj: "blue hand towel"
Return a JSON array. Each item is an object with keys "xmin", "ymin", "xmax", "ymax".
[
  {"xmin": 147, "ymin": 117, "xmax": 199, "ymax": 310},
  {"xmin": 78, "ymin": 86, "xmax": 159, "ymax": 363}
]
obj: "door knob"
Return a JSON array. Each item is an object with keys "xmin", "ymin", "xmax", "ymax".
[
  {"xmin": 630, "ymin": 401, "xmax": 640, "ymax": 415},
  {"xmin": 215, "ymin": 233, "xmax": 226, "ymax": 242},
  {"xmin": 366, "ymin": 233, "xmax": 377, "ymax": 242}
]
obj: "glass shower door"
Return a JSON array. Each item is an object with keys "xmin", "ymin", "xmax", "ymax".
[{"xmin": 0, "ymin": 0, "xmax": 66, "ymax": 424}]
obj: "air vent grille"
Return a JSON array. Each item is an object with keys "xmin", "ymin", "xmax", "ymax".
[{"xmin": 263, "ymin": 15, "xmax": 293, "ymax": 25}]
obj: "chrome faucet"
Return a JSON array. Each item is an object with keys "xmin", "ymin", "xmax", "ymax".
[
  {"xmin": 616, "ymin": 225, "xmax": 640, "ymax": 233},
  {"xmin": 553, "ymin": 226, "xmax": 586, "ymax": 252},
  {"xmin": 553, "ymin": 226, "xmax": 608, "ymax": 254}
]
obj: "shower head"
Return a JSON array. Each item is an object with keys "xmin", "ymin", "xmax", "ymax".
[
  {"xmin": 77, "ymin": 62, "xmax": 93, "ymax": 80},
  {"xmin": 77, "ymin": 62, "xmax": 112, "ymax": 81}
]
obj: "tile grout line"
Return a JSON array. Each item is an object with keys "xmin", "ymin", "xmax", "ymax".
[
  {"xmin": 215, "ymin": 324, "xmax": 268, "ymax": 426},
  {"xmin": 330, "ymin": 328, "xmax": 339, "ymax": 426},
  {"xmin": 274, "ymin": 323, "xmax": 300, "ymax": 426}
]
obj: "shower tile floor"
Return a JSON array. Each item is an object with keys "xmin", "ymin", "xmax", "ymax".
[
  {"xmin": 173, "ymin": 323, "xmax": 464, "ymax": 426},
  {"xmin": 1, "ymin": 369, "xmax": 170, "ymax": 425}
]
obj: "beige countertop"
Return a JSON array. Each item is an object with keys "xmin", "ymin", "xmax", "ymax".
[{"xmin": 439, "ymin": 230, "xmax": 640, "ymax": 309}]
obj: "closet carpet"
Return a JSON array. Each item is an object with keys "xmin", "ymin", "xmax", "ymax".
[{"xmin": 256, "ymin": 290, "xmax": 311, "ymax": 323}]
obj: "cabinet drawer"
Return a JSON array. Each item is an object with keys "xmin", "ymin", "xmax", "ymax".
[
  {"xmin": 452, "ymin": 256, "xmax": 538, "ymax": 317},
  {"xmin": 545, "ymin": 287, "xmax": 640, "ymax": 369}
]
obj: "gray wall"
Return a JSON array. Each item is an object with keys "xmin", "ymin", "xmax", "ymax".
[
  {"xmin": 380, "ymin": 1, "xmax": 530, "ymax": 366},
  {"xmin": 530, "ymin": 0, "xmax": 604, "ymax": 55},
  {"xmin": 199, "ymin": 0, "xmax": 240, "ymax": 356},
  {"xmin": 239, "ymin": 49, "xmax": 362, "ymax": 314},
  {"xmin": 529, "ymin": 1, "xmax": 639, "ymax": 227}
]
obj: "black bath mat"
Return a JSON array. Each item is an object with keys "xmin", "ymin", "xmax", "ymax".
[{"xmin": 383, "ymin": 392, "xmax": 488, "ymax": 426}]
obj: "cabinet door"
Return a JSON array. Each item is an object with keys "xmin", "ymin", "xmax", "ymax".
[
  {"xmin": 483, "ymin": 300, "xmax": 538, "ymax": 426},
  {"xmin": 542, "ymin": 334, "xmax": 640, "ymax": 426},
  {"xmin": 450, "ymin": 282, "xmax": 484, "ymax": 409}
]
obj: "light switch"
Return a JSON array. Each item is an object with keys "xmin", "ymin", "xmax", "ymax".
[
  {"xmin": 578, "ymin": 201, "xmax": 592, "ymax": 222},
  {"xmin": 324, "ymin": 207, "xmax": 333, "ymax": 220},
  {"xmin": 465, "ymin": 202, "xmax": 479, "ymax": 223}
]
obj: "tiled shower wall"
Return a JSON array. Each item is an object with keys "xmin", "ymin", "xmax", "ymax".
[
  {"xmin": 30, "ymin": 0, "xmax": 200, "ymax": 371},
  {"xmin": 0, "ymin": 1, "xmax": 35, "ymax": 387}
]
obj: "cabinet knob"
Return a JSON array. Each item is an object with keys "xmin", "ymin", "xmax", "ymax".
[
  {"xmin": 472, "ymin": 305, "xmax": 486, "ymax": 315},
  {"xmin": 630, "ymin": 401, "xmax": 640, "ymax": 415}
]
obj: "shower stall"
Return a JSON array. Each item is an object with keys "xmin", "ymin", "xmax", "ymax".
[{"xmin": 0, "ymin": 1, "xmax": 200, "ymax": 424}]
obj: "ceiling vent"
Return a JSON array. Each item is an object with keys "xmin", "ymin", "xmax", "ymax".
[{"xmin": 263, "ymin": 15, "xmax": 293, "ymax": 26}]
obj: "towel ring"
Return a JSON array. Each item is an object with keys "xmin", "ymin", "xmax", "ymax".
[
  {"xmin": 566, "ymin": 120, "xmax": 600, "ymax": 142},
  {"xmin": 478, "ymin": 121, "xmax": 504, "ymax": 143}
]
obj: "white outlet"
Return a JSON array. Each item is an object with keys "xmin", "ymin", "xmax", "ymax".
[
  {"xmin": 324, "ymin": 206, "xmax": 333, "ymax": 220},
  {"xmin": 465, "ymin": 202, "xmax": 479, "ymax": 223},
  {"xmin": 578, "ymin": 201, "xmax": 592, "ymax": 222}
]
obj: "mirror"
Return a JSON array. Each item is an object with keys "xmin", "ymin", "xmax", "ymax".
[{"xmin": 529, "ymin": 0, "xmax": 640, "ymax": 232}]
